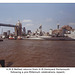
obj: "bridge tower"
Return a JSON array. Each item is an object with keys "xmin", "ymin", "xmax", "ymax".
[{"xmin": 15, "ymin": 20, "xmax": 22, "ymax": 36}]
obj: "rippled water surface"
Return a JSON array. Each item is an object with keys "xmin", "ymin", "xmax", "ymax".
[{"xmin": 0, "ymin": 39, "xmax": 75, "ymax": 67}]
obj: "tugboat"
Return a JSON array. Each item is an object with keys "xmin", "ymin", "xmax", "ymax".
[
  {"xmin": 17, "ymin": 36, "xmax": 23, "ymax": 40},
  {"xmin": 9, "ymin": 36, "xmax": 15, "ymax": 40}
]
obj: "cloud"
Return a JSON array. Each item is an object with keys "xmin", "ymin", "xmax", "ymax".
[
  {"xmin": 69, "ymin": 23, "xmax": 75, "ymax": 25},
  {"xmin": 26, "ymin": 24, "xmax": 34, "ymax": 26},
  {"xmin": 22, "ymin": 19, "xmax": 32, "ymax": 23},
  {"xmin": 46, "ymin": 18, "xmax": 53, "ymax": 22}
]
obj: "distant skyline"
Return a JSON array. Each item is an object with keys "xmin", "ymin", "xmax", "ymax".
[{"xmin": 0, "ymin": 3, "xmax": 75, "ymax": 34}]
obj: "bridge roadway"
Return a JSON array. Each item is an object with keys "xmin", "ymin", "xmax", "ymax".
[{"xmin": 0, "ymin": 23, "xmax": 18, "ymax": 27}]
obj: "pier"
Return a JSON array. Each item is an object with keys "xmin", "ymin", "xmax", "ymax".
[
  {"xmin": 0, "ymin": 60, "xmax": 5, "ymax": 67},
  {"xmin": 0, "ymin": 39, "xmax": 3, "ymax": 41}
]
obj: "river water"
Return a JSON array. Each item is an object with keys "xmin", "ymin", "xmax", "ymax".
[{"xmin": 0, "ymin": 39, "xmax": 75, "ymax": 67}]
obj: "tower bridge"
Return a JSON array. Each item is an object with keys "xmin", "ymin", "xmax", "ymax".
[
  {"xmin": 0, "ymin": 23, "xmax": 18, "ymax": 27},
  {"xmin": 0, "ymin": 20, "xmax": 22, "ymax": 36}
]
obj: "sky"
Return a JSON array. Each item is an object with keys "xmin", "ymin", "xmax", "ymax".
[{"xmin": 0, "ymin": 3, "xmax": 75, "ymax": 34}]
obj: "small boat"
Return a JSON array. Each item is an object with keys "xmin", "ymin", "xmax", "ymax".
[
  {"xmin": 9, "ymin": 36, "xmax": 15, "ymax": 40},
  {"xmin": 1, "ymin": 35, "xmax": 5, "ymax": 39},
  {"xmin": 17, "ymin": 36, "xmax": 23, "ymax": 40}
]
